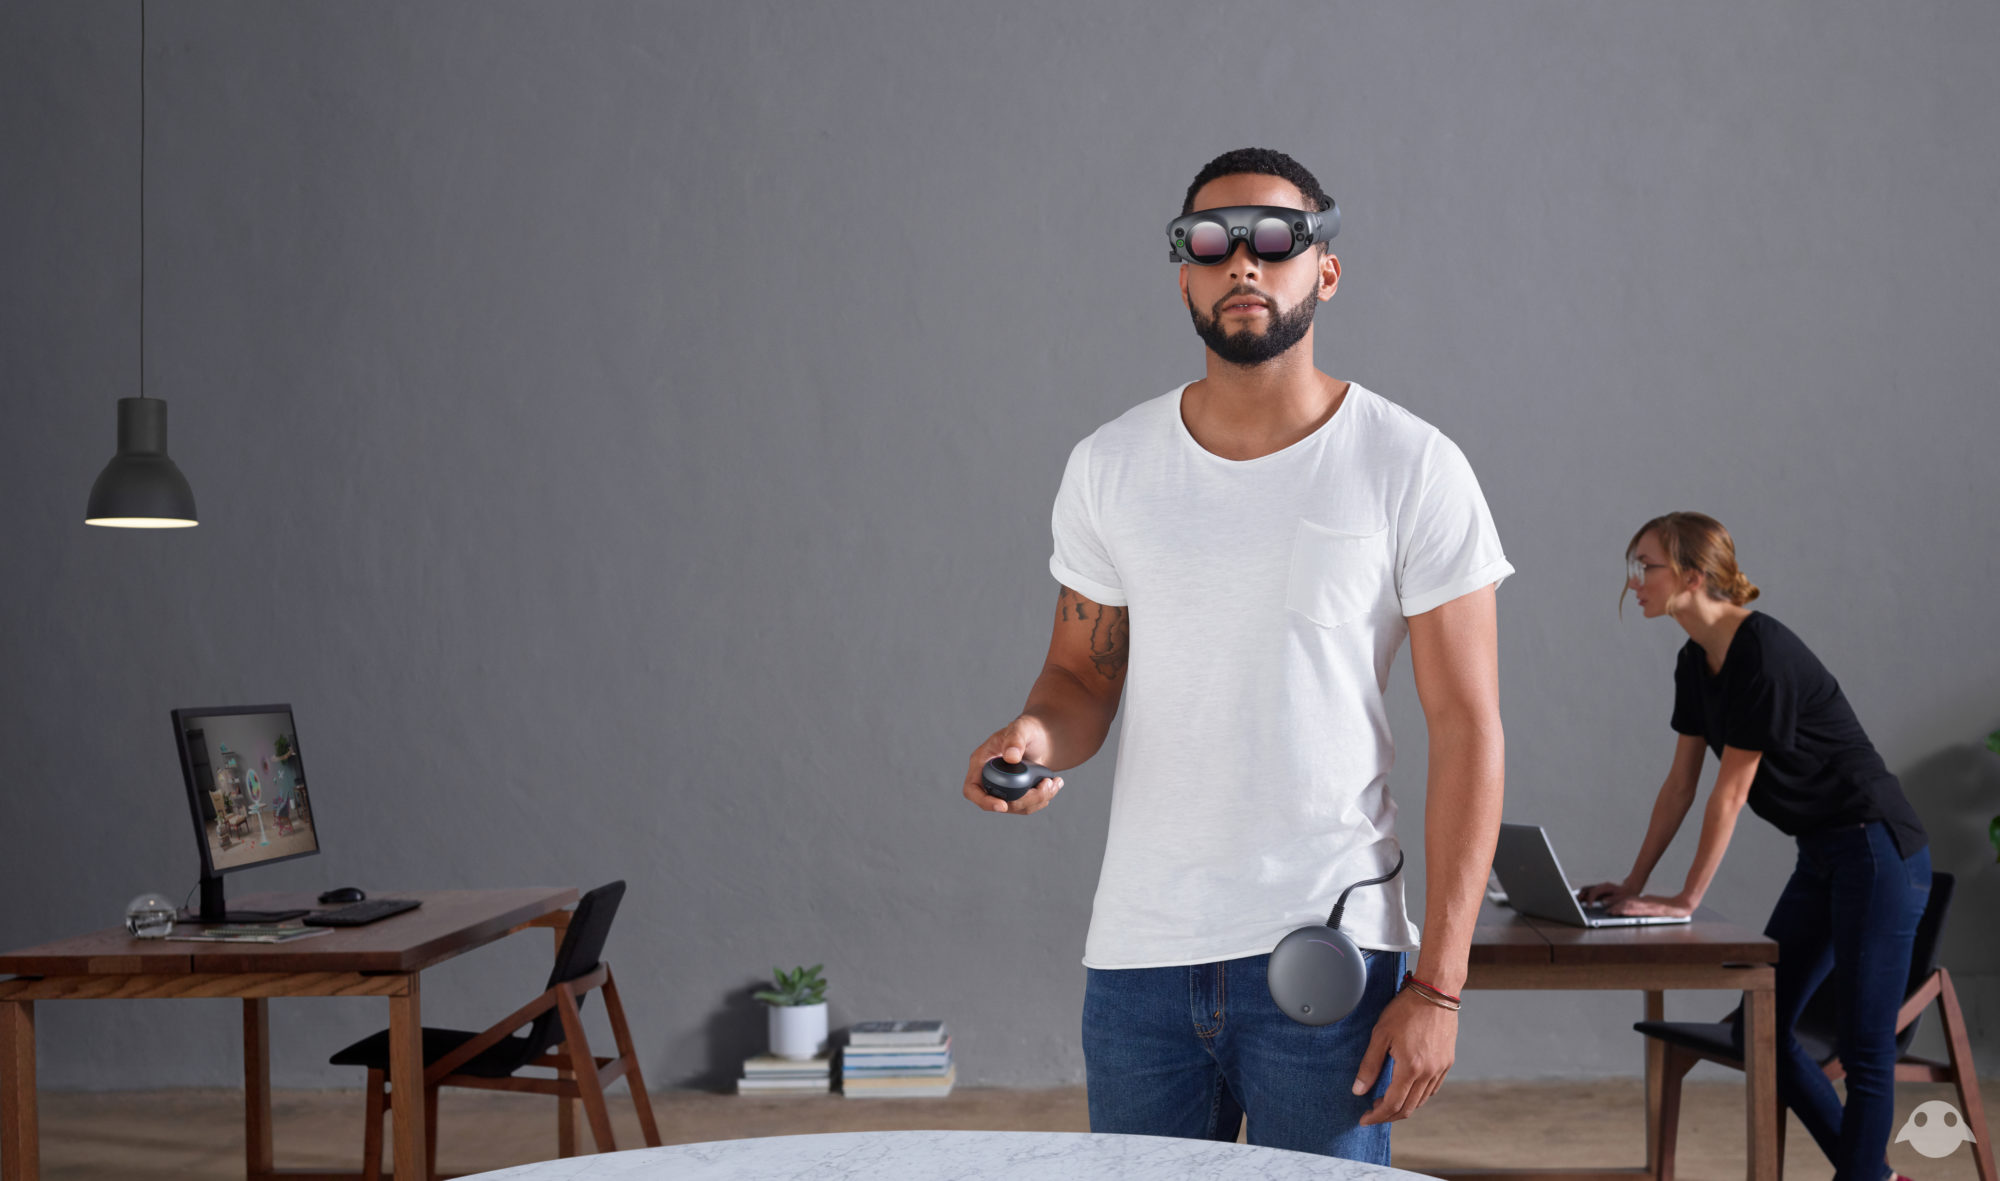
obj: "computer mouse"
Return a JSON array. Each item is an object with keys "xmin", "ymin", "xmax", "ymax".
[{"xmin": 318, "ymin": 886, "xmax": 366, "ymax": 905}]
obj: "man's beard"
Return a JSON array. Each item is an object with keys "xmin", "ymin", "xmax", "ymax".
[{"xmin": 1187, "ymin": 291, "xmax": 1317, "ymax": 367}]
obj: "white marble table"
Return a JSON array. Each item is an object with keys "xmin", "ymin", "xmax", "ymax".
[{"xmin": 466, "ymin": 1129, "xmax": 1444, "ymax": 1180}]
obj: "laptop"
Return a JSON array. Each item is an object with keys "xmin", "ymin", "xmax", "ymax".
[{"xmin": 1492, "ymin": 823, "xmax": 1692, "ymax": 928}]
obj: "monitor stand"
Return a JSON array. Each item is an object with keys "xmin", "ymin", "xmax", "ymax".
[{"xmin": 189, "ymin": 875, "xmax": 308, "ymax": 925}]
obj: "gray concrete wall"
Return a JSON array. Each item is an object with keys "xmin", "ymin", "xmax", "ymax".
[{"xmin": 2, "ymin": 0, "xmax": 1995, "ymax": 1091}]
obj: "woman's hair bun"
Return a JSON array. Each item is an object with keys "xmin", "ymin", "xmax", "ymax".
[{"xmin": 1733, "ymin": 571, "xmax": 1760, "ymax": 605}]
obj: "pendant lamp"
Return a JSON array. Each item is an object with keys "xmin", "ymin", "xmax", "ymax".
[{"xmin": 86, "ymin": 0, "xmax": 196, "ymax": 529}]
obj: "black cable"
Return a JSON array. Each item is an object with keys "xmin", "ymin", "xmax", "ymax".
[
  {"xmin": 1326, "ymin": 849, "xmax": 1404, "ymax": 930},
  {"xmin": 139, "ymin": 0, "xmax": 145, "ymax": 400}
]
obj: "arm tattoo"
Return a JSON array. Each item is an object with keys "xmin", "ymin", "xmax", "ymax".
[{"xmin": 1058, "ymin": 586, "xmax": 1130, "ymax": 683}]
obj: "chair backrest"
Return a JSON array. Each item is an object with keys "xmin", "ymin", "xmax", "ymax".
[
  {"xmin": 518, "ymin": 880, "xmax": 627, "ymax": 1063},
  {"xmin": 1794, "ymin": 870, "xmax": 1954, "ymax": 1056}
]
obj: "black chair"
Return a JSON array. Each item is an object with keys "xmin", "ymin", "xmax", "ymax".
[
  {"xmin": 330, "ymin": 881, "xmax": 660, "ymax": 1180},
  {"xmin": 1635, "ymin": 871, "xmax": 1993, "ymax": 1181}
]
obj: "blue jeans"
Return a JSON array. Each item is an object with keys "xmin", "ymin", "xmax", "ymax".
[
  {"xmin": 1730, "ymin": 821, "xmax": 1931, "ymax": 1181},
  {"xmin": 1082, "ymin": 947, "xmax": 1407, "ymax": 1160}
]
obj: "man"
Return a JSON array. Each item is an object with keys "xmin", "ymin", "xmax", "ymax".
[{"xmin": 960, "ymin": 147, "xmax": 1510, "ymax": 1160}]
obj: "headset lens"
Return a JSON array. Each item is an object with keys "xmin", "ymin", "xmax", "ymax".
[
  {"xmin": 1186, "ymin": 220, "xmax": 1230, "ymax": 263},
  {"xmin": 1252, "ymin": 217, "xmax": 1296, "ymax": 257}
]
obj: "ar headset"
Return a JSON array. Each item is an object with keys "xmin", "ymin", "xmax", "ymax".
[
  {"xmin": 984, "ymin": 756, "xmax": 1401, "ymax": 1028},
  {"xmin": 1164, "ymin": 201, "xmax": 1338, "ymax": 266}
]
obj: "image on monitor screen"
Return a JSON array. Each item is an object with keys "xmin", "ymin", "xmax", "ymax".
[{"xmin": 179, "ymin": 708, "xmax": 319, "ymax": 873}]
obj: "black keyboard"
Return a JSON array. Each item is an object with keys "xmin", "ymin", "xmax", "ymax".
[{"xmin": 302, "ymin": 898, "xmax": 423, "ymax": 927}]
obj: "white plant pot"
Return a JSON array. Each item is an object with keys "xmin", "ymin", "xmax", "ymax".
[{"xmin": 767, "ymin": 1001, "xmax": 828, "ymax": 1060}]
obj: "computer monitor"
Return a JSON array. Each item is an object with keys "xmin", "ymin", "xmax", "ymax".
[{"xmin": 172, "ymin": 703, "xmax": 320, "ymax": 923}]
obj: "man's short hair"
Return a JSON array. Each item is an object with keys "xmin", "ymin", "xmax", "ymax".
[{"xmin": 1180, "ymin": 147, "xmax": 1333, "ymax": 217}]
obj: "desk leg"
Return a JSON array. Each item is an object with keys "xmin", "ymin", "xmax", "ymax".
[
  {"xmin": 1, "ymin": 1000, "xmax": 35, "ymax": 1181},
  {"xmin": 554, "ymin": 1062, "xmax": 576, "ymax": 1157},
  {"xmin": 1745, "ymin": 984, "xmax": 1777, "ymax": 1181},
  {"xmin": 244, "ymin": 999, "xmax": 273, "ymax": 1179},
  {"xmin": 1644, "ymin": 990, "xmax": 1664, "ymax": 1178},
  {"xmin": 552, "ymin": 921, "xmax": 575, "ymax": 1158},
  {"xmin": 389, "ymin": 977, "xmax": 428, "ymax": 1181}
]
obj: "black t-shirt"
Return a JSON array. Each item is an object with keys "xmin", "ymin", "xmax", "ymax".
[{"xmin": 1671, "ymin": 612, "xmax": 1927, "ymax": 858}]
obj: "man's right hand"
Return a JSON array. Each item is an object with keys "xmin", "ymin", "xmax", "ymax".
[{"xmin": 962, "ymin": 717, "xmax": 1063, "ymax": 815}]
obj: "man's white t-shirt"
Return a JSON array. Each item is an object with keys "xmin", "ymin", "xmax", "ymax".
[{"xmin": 1049, "ymin": 380, "xmax": 1513, "ymax": 969}]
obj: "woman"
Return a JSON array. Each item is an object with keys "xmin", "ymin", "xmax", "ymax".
[{"xmin": 1578, "ymin": 512, "xmax": 1930, "ymax": 1181}]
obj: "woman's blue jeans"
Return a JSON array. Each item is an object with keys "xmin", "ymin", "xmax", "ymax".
[
  {"xmin": 1082, "ymin": 947, "xmax": 1406, "ymax": 1160},
  {"xmin": 1730, "ymin": 820, "xmax": 1931, "ymax": 1181}
]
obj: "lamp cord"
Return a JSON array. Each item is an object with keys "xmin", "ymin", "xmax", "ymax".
[{"xmin": 138, "ymin": 0, "xmax": 146, "ymax": 400}]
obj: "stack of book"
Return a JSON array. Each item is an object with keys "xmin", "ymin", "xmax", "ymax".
[
  {"xmin": 736, "ymin": 1054, "xmax": 832, "ymax": 1095},
  {"xmin": 840, "ymin": 1020, "xmax": 954, "ymax": 1098},
  {"xmin": 163, "ymin": 924, "xmax": 331, "ymax": 944}
]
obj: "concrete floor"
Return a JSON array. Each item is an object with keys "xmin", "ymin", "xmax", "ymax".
[{"xmin": 30, "ymin": 1077, "xmax": 1996, "ymax": 1179}]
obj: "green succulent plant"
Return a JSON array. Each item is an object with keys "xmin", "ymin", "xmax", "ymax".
[
  {"xmin": 754, "ymin": 963, "xmax": 827, "ymax": 1007},
  {"xmin": 1988, "ymin": 729, "xmax": 2000, "ymax": 863}
]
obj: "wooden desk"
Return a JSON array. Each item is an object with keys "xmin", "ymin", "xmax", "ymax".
[
  {"xmin": 1441, "ymin": 898, "xmax": 1780, "ymax": 1181},
  {"xmin": 0, "ymin": 887, "xmax": 578, "ymax": 1181}
]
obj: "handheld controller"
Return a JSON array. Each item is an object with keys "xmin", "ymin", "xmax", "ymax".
[{"xmin": 980, "ymin": 756, "xmax": 1055, "ymax": 803}]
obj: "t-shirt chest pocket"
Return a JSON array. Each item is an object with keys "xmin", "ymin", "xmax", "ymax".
[{"xmin": 1285, "ymin": 517, "xmax": 1394, "ymax": 629}]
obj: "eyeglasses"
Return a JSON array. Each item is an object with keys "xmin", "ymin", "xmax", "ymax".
[
  {"xmin": 1627, "ymin": 558, "xmax": 1671, "ymax": 584},
  {"xmin": 1165, "ymin": 203, "xmax": 1339, "ymax": 266}
]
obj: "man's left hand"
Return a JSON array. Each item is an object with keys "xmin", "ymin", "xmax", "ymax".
[{"xmin": 1352, "ymin": 988, "xmax": 1457, "ymax": 1125}]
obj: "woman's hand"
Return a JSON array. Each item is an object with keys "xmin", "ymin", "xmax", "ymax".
[
  {"xmin": 1608, "ymin": 893, "xmax": 1696, "ymax": 918},
  {"xmin": 1576, "ymin": 880, "xmax": 1637, "ymax": 906}
]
